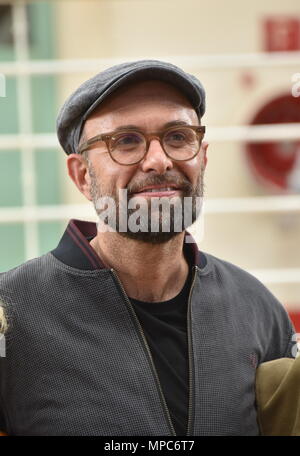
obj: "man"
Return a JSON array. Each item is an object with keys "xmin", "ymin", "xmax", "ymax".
[{"xmin": 0, "ymin": 60, "xmax": 296, "ymax": 436}]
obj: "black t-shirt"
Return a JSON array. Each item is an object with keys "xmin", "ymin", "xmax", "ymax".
[{"xmin": 130, "ymin": 267, "xmax": 192, "ymax": 435}]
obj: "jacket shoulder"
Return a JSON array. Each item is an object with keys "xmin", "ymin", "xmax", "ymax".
[
  {"xmin": 203, "ymin": 252, "xmax": 279, "ymax": 299},
  {"xmin": 0, "ymin": 254, "xmax": 55, "ymax": 306},
  {"xmin": 201, "ymin": 252, "xmax": 295, "ymax": 358},
  {"xmin": 0, "ymin": 253, "xmax": 51, "ymax": 286}
]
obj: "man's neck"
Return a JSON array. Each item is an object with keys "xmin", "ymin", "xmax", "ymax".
[{"xmin": 90, "ymin": 232, "xmax": 189, "ymax": 302}]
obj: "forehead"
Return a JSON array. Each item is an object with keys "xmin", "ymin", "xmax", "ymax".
[{"xmin": 85, "ymin": 80, "xmax": 197, "ymax": 127}]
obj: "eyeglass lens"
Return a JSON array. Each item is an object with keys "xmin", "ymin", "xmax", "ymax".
[{"xmin": 109, "ymin": 127, "xmax": 201, "ymax": 164}]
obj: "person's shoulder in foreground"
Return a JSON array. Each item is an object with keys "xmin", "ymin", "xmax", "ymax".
[{"xmin": 256, "ymin": 355, "xmax": 300, "ymax": 436}]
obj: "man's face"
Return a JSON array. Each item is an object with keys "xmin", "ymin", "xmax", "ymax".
[{"xmin": 80, "ymin": 80, "xmax": 207, "ymax": 243}]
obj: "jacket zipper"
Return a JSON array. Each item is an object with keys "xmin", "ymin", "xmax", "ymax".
[
  {"xmin": 111, "ymin": 269, "xmax": 176, "ymax": 436},
  {"xmin": 186, "ymin": 265, "xmax": 198, "ymax": 436}
]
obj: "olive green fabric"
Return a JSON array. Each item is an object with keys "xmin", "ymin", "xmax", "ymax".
[{"xmin": 256, "ymin": 356, "xmax": 300, "ymax": 436}]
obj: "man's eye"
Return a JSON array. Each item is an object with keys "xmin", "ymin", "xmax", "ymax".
[
  {"xmin": 115, "ymin": 133, "xmax": 143, "ymax": 147},
  {"xmin": 171, "ymin": 133, "xmax": 185, "ymax": 141},
  {"xmin": 165, "ymin": 130, "xmax": 187, "ymax": 143}
]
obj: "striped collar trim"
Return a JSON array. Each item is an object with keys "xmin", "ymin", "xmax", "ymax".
[{"xmin": 51, "ymin": 219, "xmax": 206, "ymax": 270}]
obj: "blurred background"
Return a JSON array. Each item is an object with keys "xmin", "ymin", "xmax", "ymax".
[{"xmin": 0, "ymin": 0, "xmax": 300, "ymax": 328}]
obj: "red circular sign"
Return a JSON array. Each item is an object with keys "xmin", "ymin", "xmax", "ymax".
[{"xmin": 245, "ymin": 94, "xmax": 300, "ymax": 193}]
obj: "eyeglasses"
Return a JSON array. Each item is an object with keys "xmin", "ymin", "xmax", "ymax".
[{"xmin": 78, "ymin": 125, "xmax": 206, "ymax": 165}]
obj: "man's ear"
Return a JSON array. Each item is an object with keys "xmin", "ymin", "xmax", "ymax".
[
  {"xmin": 202, "ymin": 141, "xmax": 208, "ymax": 167},
  {"xmin": 67, "ymin": 154, "xmax": 93, "ymax": 201}
]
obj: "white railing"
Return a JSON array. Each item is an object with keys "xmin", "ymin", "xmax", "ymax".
[
  {"xmin": 0, "ymin": 0, "xmax": 299, "ymax": 287},
  {"xmin": 0, "ymin": 196, "xmax": 299, "ymax": 225},
  {"xmin": 0, "ymin": 123, "xmax": 300, "ymax": 152},
  {"xmin": 1, "ymin": 51, "xmax": 300, "ymax": 75}
]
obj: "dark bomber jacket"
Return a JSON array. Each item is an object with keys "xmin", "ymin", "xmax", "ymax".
[{"xmin": 0, "ymin": 220, "xmax": 295, "ymax": 436}]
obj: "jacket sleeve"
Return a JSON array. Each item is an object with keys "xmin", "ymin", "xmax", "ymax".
[
  {"xmin": 282, "ymin": 324, "xmax": 297, "ymax": 359},
  {"xmin": 256, "ymin": 356, "xmax": 300, "ymax": 436}
]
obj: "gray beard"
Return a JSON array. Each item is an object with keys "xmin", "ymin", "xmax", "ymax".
[{"xmin": 88, "ymin": 162, "xmax": 205, "ymax": 244}]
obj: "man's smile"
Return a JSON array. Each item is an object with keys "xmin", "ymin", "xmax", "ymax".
[{"xmin": 132, "ymin": 184, "xmax": 181, "ymax": 197}]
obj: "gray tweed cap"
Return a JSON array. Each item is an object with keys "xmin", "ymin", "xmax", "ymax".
[{"xmin": 56, "ymin": 59, "xmax": 206, "ymax": 155}]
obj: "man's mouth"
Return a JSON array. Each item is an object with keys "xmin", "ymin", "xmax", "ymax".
[{"xmin": 133, "ymin": 185, "xmax": 181, "ymax": 196}]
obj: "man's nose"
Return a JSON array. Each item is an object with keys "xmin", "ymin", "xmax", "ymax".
[{"xmin": 140, "ymin": 139, "xmax": 173, "ymax": 174}]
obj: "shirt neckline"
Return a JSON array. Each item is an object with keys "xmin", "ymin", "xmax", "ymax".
[{"xmin": 51, "ymin": 219, "xmax": 207, "ymax": 271}]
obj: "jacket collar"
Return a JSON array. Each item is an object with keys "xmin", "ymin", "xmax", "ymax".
[{"xmin": 51, "ymin": 219, "xmax": 207, "ymax": 271}]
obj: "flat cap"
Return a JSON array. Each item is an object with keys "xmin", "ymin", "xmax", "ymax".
[{"xmin": 56, "ymin": 59, "xmax": 206, "ymax": 155}]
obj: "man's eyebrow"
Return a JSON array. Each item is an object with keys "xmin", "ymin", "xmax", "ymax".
[
  {"xmin": 163, "ymin": 120, "xmax": 193, "ymax": 129},
  {"xmin": 112, "ymin": 125, "xmax": 141, "ymax": 132},
  {"xmin": 111, "ymin": 121, "xmax": 194, "ymax": 133}
]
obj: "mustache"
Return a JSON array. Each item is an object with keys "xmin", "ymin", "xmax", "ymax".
[{"xmin": 127, "ymin": 174, "xmax": 193, "ymax": 195}]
